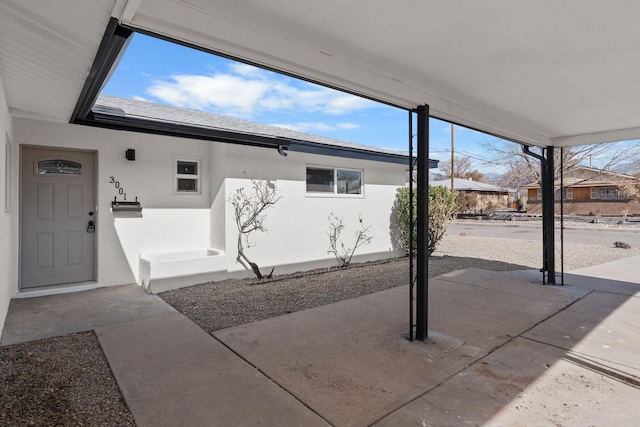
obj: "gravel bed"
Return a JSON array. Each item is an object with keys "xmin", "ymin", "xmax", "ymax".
[
  {"xmin": 160, "ymin": 235, "xmax": 640, "ymax": 334},
  {"xmin": 0, "ymin": 332, "xmax": 135, "ymax": 426},
  {"xmin": 436, "ymin": 234, "xmax": 640, "ymax": 272},
  {"xmin": 1, "ymin": 234, "xmax": 638, "ymax": 426}
]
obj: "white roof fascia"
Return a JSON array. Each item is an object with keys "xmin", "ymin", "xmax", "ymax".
[{"xmin": 552, "ymin": 127, "xmax": 640, "ymax": 147}]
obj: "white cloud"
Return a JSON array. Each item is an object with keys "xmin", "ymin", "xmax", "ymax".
[
  {"xmin": 145, "ymin": 65, "xmax": 377, "ymax": 118},
  {"xmin": 147, "ymin": 74, "xmax": 269, "ymax": 115},
  {"xmin": 228, "ymin": 63, "xmax": 265, "ymax": 78},
  {"xmin": 337, "ymin": 122, "xmax": 359, "ymax": 130},
  {"xmin": 323, "ymin": 95, "xmax": 374, "ymax": 114}
]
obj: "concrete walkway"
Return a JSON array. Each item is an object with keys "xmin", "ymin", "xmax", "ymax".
[
  {"xmin": 2, "ymin": 257, "xmax": 640, "ymax": 426},
  {"xmin": 0, "ymin": 284, "xmax": 176, "ymax": 346}
]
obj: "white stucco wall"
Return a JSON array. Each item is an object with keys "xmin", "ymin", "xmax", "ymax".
[
  {"xmin": 13, "ymin": 118, "xmax": 213, "ymax": 287},
  {"xmin": 209, "ymin": 143, "xmax": 227, "ymax": 251},
  {"xmin": 8, "ymin": 117, "xmax": 407, "ymax": 295},
  {"xmin": 0, "ymin": 73, "xmax": 17, "ymax": 333},
  {"xmin": 220, "ymin": 145, "xmax": 406, "ymax": 277}
]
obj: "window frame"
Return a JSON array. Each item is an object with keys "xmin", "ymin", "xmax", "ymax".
[
  {"xmin": 174, "ymin": 156, "xmax": 201, "ymax": 195},
  {"xmin": 590, "ymin": 186, "xmax": 628, "ymax": 201},
  {"xmin": 555, "ymin": 187, "xmax": 573, "ymax": 200},
  {"xmin": 305, "ymin": 165, "xmax": 364, "ymax": 197},
  {"xmin": 565, "ymin": 188, "xmax": 573, "ymax": 200}
]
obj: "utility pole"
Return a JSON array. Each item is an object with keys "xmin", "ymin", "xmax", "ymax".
[{"xmin": 451, "ymin": 123, "xmax": 455, "ymax": 192}]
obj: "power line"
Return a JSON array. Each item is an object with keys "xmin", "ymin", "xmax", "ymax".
[{"xmin": 455, "ymin": 150, "xmax": 490, "ymax": 163}]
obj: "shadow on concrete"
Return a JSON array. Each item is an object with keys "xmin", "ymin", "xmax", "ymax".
[
  {"xmin": 2, "ymin": 257, "xmax": 640, "ymax": 426},
  {"xmin": 373, "ymin": 267, "xmax": 640, "ymax": 426},
  {"xmin": 427, "ymin": 254, "xmax": 535, "ymax": 278},
  {"xmin": 211, "ymin": 264, "xmax": 640, "ymax": 426}
]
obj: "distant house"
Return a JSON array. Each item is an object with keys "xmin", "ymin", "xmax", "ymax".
[
  {"xmin": 523, "ymin": 166, "xmax": 640, "ymax": 216},
  {"xmin": 430, "ymin": 178, "xmax": 515, "ymax": 212}
]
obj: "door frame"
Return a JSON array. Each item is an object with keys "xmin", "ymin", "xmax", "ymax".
[{"xmin": 19, "ymin": 145, "xmax": 98, "ymax": 291}]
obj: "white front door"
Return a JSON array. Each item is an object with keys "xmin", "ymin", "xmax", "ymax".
[{"xmin": 21, "ymin": 147, "xmax": 96, "ymax": 289}]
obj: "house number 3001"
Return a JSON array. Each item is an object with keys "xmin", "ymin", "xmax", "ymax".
[{"xmin": 109, "ymin": 176, "xmax": 128, "ymax": 200}]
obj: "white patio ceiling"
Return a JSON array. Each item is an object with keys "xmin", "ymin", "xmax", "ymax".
[{"xmin": 2, "ymin": 0, "xmax": 640, "ymax": 148}]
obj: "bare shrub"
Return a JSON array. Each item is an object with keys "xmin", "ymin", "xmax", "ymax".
[
  {"xmin": 229, "ymin": 180, "xmax": 281, "ymax": 279},
  {"xmin": 327, "ymin": 213, "xmax": 372, "ymax": 267}
]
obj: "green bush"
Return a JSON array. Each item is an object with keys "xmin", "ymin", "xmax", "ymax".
[
  {"xmin": 394, "ymin": 186, "xmax": 416, "ymax": 253},
  {"xmin": 394, "ymin": 186, "xmax": 459, "ymax": 256}
]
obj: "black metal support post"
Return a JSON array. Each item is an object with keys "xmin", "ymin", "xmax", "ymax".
[
  {"xmin": 560, "ymin": 147, "xmax": 564, "ymax": 285},
  {"xmin": 523, "ymin": 145, "xmax": 556, "ymax": 285},
  {"xmin": 408, "ymin": 111, "xmax": 414, "ymax": 341},
  {"xmin": 415, "ymin": 105, "xmax": 429, "ymax": 340},
  {"xmin": 543, "ymin": 146, "xmax": 556, "ymax": 284}
]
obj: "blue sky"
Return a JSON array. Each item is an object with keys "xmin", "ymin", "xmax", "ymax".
[
  {"xmin": 103, "ymin": 33, "xmax": 638, "ymax": 175},
  {"xmin": 103, "ymin": 33, "xmax": 498, "ymax": 172}
]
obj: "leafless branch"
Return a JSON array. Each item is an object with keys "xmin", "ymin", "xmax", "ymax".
[
  {"xmin": 228, "ymin": 180, "xmax": 282, "ymax": 279},
  {"xmin": 327, "ymin": 213, "xmax": 372, "ymax": 268}
]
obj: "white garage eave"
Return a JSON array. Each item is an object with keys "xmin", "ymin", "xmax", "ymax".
[
  {"xmin": 552, "ymin": 126, "xmax": 640, "ymax": 148},
  {"xmin": 3, "ymin": 1, "xmax": 640, "ymax": 149},
  {"xmin": 118, "ymin": 7, "xmax": 554, "ymax": 147},
  {"xmin": 112, "ymin": 0, "xmax": 640, "ymax": 148}
]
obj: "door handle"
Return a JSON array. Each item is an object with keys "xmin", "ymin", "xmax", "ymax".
[{"xmin": 87, "ymin": 220, "xmax": 95, "ymax": 233}]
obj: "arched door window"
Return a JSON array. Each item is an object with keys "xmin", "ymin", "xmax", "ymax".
[{"xmin": 37, "ymin": 159, "xmax": 82, "ymax": 176}]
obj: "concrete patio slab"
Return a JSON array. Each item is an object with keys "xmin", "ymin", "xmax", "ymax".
[
  {"xmin": 564, "ymin": 273, "xmax": 640, "ymax": 296},
  {"xmin": 374, "ymin": 337, "xmax": 640, "ymax": 426},
  {"xmin": 0, "ymin": 284, "xmax": 176, "ymax": 346},
  {"xmin": 524, "ymin": 292, "xmax": 640, "ymax": 378},
  {"xmin": 486, "ymin": 350, "xmax": 640, "ymax": 427},
  {"xmin": 569, "ymin": 253, "xmax": 640, "ymax": 282},
  {"xmin": 563, "ymin": 254, "xmax": 640, "ymax": 296},
  {"xmin": 564, "ymin": 289, "xmax": 640, "ymax": 319},
  {"xmin": 438, "ymin": 267, "xmax": 544, "ymax": 287},
  {"xmin": 437, "ymin": 267, "xmax": 604, "ymax": 297},
  {"xmin": 374, "ymin": 262, "xmax": 640, "ymax": 426},
  {"xmin": 216, "ymin": 286, "xmax": 483, "ymax": 427},
  {"xmin": 4, "ymin": 257, "xmax": 639, "ymax": 426},
  {"xmin": 215, "ymin": 269, "xmax": 588, "ymax": 427},
  {"xmin": 428, "ymin": 268, "xmax": 589, "ymax": 349},
  {"xmin": 96, "ymin": 311, "xmax": 329, "ymax": 427}
]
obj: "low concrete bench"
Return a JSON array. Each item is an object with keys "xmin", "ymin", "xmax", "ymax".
[{"xmin": 139, "ymin": 248, "xmax": 227, "ymax": 293}]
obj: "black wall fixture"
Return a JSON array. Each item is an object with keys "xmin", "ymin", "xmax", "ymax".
[{"xmin": 125, "ymin": 149, "xmax": 136, "ymax": 161}]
